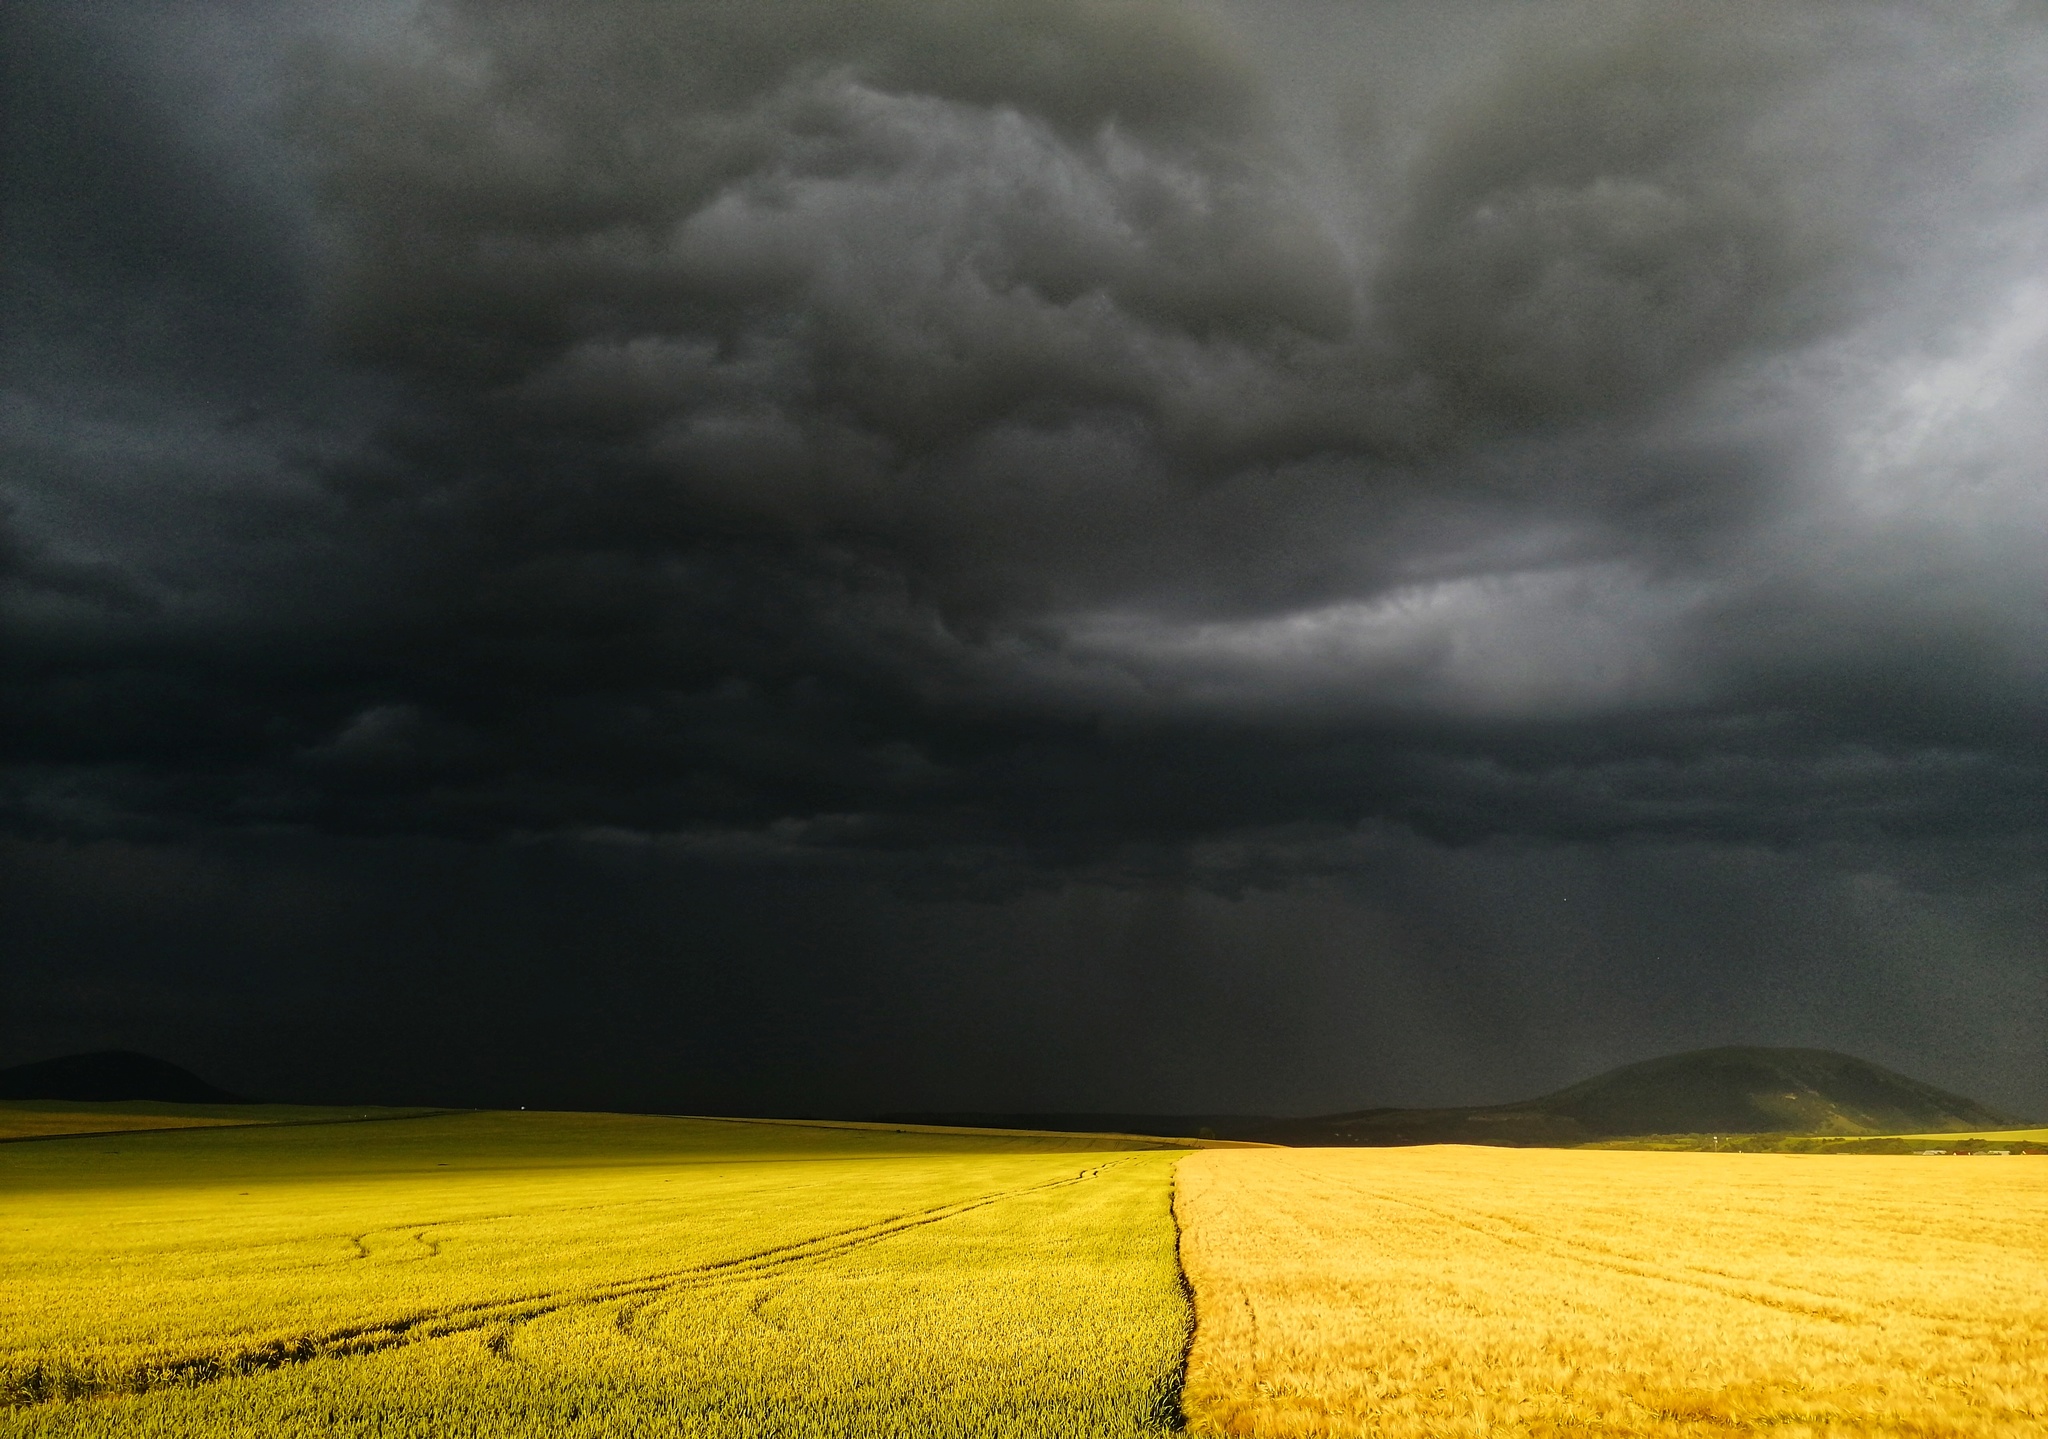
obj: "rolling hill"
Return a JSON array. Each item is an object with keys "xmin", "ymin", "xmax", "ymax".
[
  {"xmin": 0, "ymin": 1050, "xmax": 244, "ymax": 1104},
  {"xmin": 1252, "ymin": 1047, "xmax": 2019, "ymax": 1147}
]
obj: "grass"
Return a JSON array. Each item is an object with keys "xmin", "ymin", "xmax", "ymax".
[
  {"xmin": 0, "ymin": 1109, "xmax": 1191, "ymax": 1436},
  {"xmin": 1175, "ymin": 1145, "xmax": 2048, "ymax": 1437}
]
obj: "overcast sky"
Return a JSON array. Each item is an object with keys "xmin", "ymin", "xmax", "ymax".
[{"xmin": 4, "ymin": 0, "xmax": 2043, "ymax": 1118}]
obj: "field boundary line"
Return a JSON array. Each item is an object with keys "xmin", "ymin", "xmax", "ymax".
[
  {"xmin": 0, "ymin": 1122, "xmax": 264, "ymax": 1146},
  {"xmin": 0, "ymin": 1109, "xmax": 467, "ymax": 1146},
  {"xmin": 1145, "ymin": 1157, "xmax": 1199, "ymax": 1433}
]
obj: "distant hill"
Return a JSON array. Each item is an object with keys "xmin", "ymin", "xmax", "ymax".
[
  {"xmin": 1251, "ymin": 1047, "xmax": 2019, "ymax": 1147},
  {"xmin": 0, "ymin": 1050, "xmax": 244, "ymax": 1104}
]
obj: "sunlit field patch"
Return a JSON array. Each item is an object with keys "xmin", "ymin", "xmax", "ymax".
[
  {"xmin": 0, "ymin": 1111, "xmax": 1190, "ymax": 1437},
  {"xmin": 1175, "ymin": 1145, "xmax": 2048, "ymax": 1437}
]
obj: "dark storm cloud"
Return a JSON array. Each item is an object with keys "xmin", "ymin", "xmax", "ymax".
[
  {"xmin": 4, "ymin": 1, "xmax": 2045, "ymax": 1121},
  {"xmin": 5, "ymin": 0, "xmax": 2047, "ymax": 872}
]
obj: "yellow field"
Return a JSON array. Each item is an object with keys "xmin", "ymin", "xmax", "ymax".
[
  {"xmin": 1176, "ymin": 1145, "xmax": 2048, "ymax": 1438},
  {"xmin": 0, "ymin": 1110, "xmax": 1191, "ymax": 1436}
]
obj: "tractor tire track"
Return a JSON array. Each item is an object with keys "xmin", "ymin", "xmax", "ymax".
[
  {"xmin": 1290, "ymin": 1158, "xmax": 1871, "ymax": 1325},
  {"xmin": 744, "ymin": 1285, "xmax": 788, "ymax": 1334},
  {"xmin": 611, "ymin": 1160, "xmax": 1126, "ymax": 1353},
  {"xmin": 4, "ymin": 1158, "xmax": 1129, "ymax": 1409}
]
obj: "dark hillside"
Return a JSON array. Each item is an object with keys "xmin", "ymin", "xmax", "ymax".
[
  {"xmin": 0, "ymin": 1051, "xmax": 244, "ymax": 1103},
  {"xmin": 1534, "ymin": 1047, "xmax": 2011, "ymax": 1137},
  {"xmin": 1252, "ymin": 1047, "xmax": 2017, "ymax": 1147}
]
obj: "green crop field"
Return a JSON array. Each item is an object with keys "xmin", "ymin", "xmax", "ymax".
[
  {"xmin": 0, "ymin": 1110, "xmax": 1193, "ymax": 1437},
  {"xmin": 1888, "ymin": 1126, "xmax": 2048, "ymax": 1144}
]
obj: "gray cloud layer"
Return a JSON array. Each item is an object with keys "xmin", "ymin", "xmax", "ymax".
[{"xmin": 8, "ymin": 0, "xmax": 2044, "ymax": 862}]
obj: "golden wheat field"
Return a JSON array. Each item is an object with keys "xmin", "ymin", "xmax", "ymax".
[
  {"xmin": 1174, "ymin": 1145, "xmax": 2048, "ymax": 1438},
  {"xmin": 0, "ymin": 1110, "xmax": 1191, "ymax": 1437},
  {"xmin": 12, "ymin": 1110, "xmax": 2047, "ymax": 1438}
]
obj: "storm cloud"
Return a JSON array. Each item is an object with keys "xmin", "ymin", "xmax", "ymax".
[{"xmin": 3, "ymin": 1, "xmax": 2043, "ymax": 1114}]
